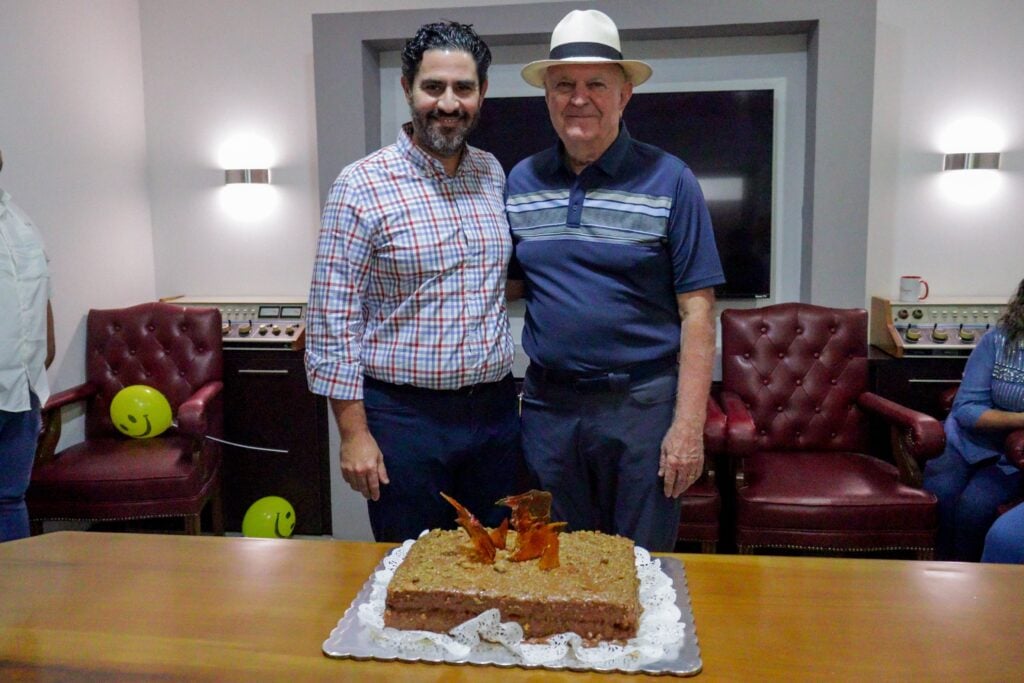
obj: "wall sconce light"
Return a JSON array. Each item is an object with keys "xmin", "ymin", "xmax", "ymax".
[
  {"xmin": 224, "ymin": 168, "xmax": 271, "ymax": 184},
  {"xmin": 942, "ymin": 152, "xmax": 1000, "ymax": 171}
]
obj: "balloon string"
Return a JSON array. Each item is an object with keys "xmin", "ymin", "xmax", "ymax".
[
  {"xmin": 204, "ymin": 438, "xmax": 290, "ymax": 454},
  {"xmin": 171, "ymin": 422, "xmax": 289, "ymax": 453},
  {"xmin": 203, "ymin": 434, "xmax": 289, "ymax": 454}
]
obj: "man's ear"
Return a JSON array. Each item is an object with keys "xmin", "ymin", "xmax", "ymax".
[
  {"xmin": 479, "ymin": 79, "xmax": 488, "ymax": 101},
  {"xmin": 619, "ymin": 81, "xmax": 634, "ymax": 112},
  {"xmin": 400, "ymin": 76, "xmax": 412, "ymax": 101}
]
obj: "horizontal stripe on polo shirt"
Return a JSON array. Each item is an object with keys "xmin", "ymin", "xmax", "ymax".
[{"xmin": 508, "ymin": 188, "xmax": 671, "ymax": 245}]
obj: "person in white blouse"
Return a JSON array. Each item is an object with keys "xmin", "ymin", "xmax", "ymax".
[{"xmin": 0, "ymin": 146, "xmax": 55, "ymax": 542}]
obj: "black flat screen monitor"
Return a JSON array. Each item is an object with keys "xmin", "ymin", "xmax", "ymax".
[{"xmin": 468, "ymin": 89, "xmax": 774, "ymax": 299}]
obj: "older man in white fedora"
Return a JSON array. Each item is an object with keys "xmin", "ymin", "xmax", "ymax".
[{"xmin": 506, "ymin": 9, "xmax": 724, "ymax": 552}]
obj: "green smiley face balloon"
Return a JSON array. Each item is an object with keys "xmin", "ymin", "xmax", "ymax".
[
  {"xmin": 110, "ymin": 385, "xmax": 173, "ymax": 439},
  {"xmin": 242, "ymin": 496, "xmax": 296, "ymax": 538}
]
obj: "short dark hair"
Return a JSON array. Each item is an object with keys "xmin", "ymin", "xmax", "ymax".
[{"xmin": 401, "ymin": 20, "xmax": 491, "ymax": 85}]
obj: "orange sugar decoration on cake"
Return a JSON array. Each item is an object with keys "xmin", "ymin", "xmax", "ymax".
[
  {"xmin": 440, "ymin": 490, "xmax": 565, "ymax": 569},
  {"xmin": 440, "ymin": 492, "xmax": 497, "ymax": 563},
  {"xmin": 489, "ymin": 517, "xmax": 509, "ymax": 550},
  {"xmin": 498, "ymin": 489, "xmax": 554, "ymax": 530}
]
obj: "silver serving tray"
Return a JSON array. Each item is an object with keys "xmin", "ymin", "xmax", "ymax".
[{"xmin": 322, "ymin": 555, "xmax": 702, "ymax": 676}]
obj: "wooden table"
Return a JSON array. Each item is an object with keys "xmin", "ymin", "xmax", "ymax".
[{"xmin": 1, "ymin": 532, "xmax": 1021, "ymax": 681}]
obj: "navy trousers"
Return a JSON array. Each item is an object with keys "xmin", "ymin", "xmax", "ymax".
[
  {"xmin": 520, "ymin": 363, "xmax": 683, "ymax": 552},
  {"xmin": 363, "ymin": 374, "xmax": 526, "ymax": 543}
]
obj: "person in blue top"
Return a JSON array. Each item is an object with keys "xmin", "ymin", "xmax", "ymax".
[
  {"xmin": 505, "ymin": 10, "xmax": 725, "ymax": 552},
  {"xmin": 924, "ymin": 277, "xmax": 1024, "ymax": 561}
]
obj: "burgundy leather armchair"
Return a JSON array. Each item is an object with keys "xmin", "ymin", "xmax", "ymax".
[
  {"xmin": 28, "ymin": 302, "xmax": 224, "ymax": 535},
  {"xmin": 720, "ymin": 303, "xmax": 945, "ymax": 558},
  {"xmin": 676, "ymin": 395, "xmax": 727, "ymax": 553}
]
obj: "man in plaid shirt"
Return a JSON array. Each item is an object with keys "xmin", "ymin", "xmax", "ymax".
[{"xmin": 306, "ymin": 21, "xmax": 525, "ymax": 542}]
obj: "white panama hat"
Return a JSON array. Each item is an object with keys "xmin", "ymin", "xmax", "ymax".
[{"xmin": 520, "ymin": 9, "xmax": 653, "ymax": 88}]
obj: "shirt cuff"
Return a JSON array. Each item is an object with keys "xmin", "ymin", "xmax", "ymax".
[
  {"xmin": 953, "ymin": 403, "xmax": 988, "ymax": 430},
  {"xmin": 306, "ymin": 357, "xmax": 364, "ymax": 401}
]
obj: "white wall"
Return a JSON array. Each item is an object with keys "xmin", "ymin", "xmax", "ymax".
[
  {"xmin": 868, "ymin": 0, "xmax": 1024, "ymax": 302},
  {"xmin": 0, "ymin": 0, "xmax": 155, "ymax": 446},
  {"xmin": 137, "ymin": 0, "xmax": 565, "ymax": 299}
]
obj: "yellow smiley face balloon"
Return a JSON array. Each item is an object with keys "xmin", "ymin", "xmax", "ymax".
[
  {"xmin": 110, "ymin": 385, "xmax": 173, "ymax": 439},
  {"xmin": 242, "ymin": 496, "xmax": 297, "ymax": 538}
]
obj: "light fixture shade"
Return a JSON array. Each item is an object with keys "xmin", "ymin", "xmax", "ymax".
[
  {"xmin": 943, "ymin": 152, "xmax": 1000, "ymax": 171},
  {"xmin": 225, "ymin": 168, "xmax": 271, "ymax": 184}
]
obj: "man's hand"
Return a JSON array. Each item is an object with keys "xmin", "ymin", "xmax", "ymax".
[
  {"xmin": 331, "ymin": 398, "xmax": 389, "ymax": 500},
  {"xmin": 659, "ymin": 419, "xmax": 705, "ymax": 498},
  {"xmin": 340, "ymin": 430, "xmax": 389, "ymax": 501}
]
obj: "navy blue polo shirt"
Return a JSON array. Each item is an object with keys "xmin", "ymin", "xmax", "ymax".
[{"xmin": 507, "ymin": 125, "xmax": 725, "ymax": 373}]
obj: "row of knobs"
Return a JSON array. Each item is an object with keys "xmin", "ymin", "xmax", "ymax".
[
  {"xmin": 221, "ymin": 321, "xmax": 297, "ymax": 337},
  {"xmin": 903, "ymin": 323, "xmax": 987, "ymax": 344}
]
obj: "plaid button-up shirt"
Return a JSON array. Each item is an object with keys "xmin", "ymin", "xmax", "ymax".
[{"xmin": 305, "ymin": 126, "xmax": 514, "ymax": 400}]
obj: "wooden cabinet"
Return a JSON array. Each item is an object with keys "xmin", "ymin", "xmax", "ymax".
[
  {"xmin": 869, "ymin": 347, "xmax": 966, "ymax": 419},
  {"xmin": 222, "ymin": 349, "xmax": 332, "ymax": 536}
]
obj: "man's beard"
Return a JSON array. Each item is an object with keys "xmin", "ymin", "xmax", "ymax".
[{"xmin": 410, "ymin": 108, "xmax": 479, "ymax": 159}]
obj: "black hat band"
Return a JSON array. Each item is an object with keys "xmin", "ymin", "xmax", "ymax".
[{"xmin": 549, "ymin": 41, "xmax": 623, "ymax": 61}]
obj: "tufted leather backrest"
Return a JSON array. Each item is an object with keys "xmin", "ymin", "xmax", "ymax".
[
  {"xmin": 84, "ymin": 302, "xmax": 222, "ymax": 438},
  {"xmin": 721, "ymin": 303, "xmax": 870, "ymax": 452}
]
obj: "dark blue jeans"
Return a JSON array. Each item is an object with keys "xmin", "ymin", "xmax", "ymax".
[
  {"xmin": 520, "ymin": 364, "xmax": 682, "ymax": 552},
  {"xmin": 982, "ymin": 502, "xmax": 1024, "ymax": 563},
  {"xmin": 924, "ymin": 448, "xmax": 1023, "ymax": 561},
  {"xmin": 363, "ymin": 374, "xmax": 526, "ymax": 542},
  {"xmin": 1, "ymin": 392, "xmax": 40, "ymax": 542}
]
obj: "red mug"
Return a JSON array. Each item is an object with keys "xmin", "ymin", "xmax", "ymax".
[{"xmin": 899, "ymin": 276, "xmax": 929, "ymax": 302}]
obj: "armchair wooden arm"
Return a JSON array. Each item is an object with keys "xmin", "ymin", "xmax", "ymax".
[
  {"xmin": 35, "ymin": 382, "xmax": 99, "ymax": 466},
  {"xmin": 857, "ymin": 391, "xmax": 946, "ymax": 488}
]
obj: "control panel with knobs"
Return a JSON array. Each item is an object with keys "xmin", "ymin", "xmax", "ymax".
[
  {"xmin": 871, "ymin": 296, "xmax": 1007, "ymax": 358},
  {"xmin": 164, "ymin": 296, "xmax": 307, "ymax": 350}
]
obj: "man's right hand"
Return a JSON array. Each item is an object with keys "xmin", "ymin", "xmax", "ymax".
[
  {"xmin": 331, "ymin": 398, "xmax": 389, "ymax": 501},
  {"xmin": 340, "ymin": 430, "xmax": 389, "ymax": 501}
]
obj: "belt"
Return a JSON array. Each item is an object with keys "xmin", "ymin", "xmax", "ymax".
[
  {"xmin": 364, "ymin": 373, "xmax": 511, "ymax": 397},
  {"xmin": 529, "ymin": 356, "xmax": 678, "ymax": 393}
]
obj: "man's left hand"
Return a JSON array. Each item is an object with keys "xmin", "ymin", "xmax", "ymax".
[{"xmin": 658, "ymin": 420, "xmax": 705, "ymax": 498}]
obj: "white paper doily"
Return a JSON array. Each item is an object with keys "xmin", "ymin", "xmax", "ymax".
[{"xmin": 353, "ymin": 535, "xmax": 686, "ymax": 669}]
